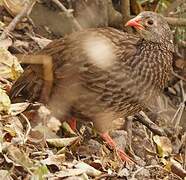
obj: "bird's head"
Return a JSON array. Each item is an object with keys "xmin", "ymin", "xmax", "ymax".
[{"xmin": 125, "ymin": 11, "xmax": 173, "ymax": 47}]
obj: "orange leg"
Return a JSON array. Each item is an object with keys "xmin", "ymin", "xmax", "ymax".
[
  {"xmin": 68, "ymin": 118, "xmax": 77, "ymax": 131},
  {"xmin": 101, "ymin": 132, "xmax": 134, "ymax": 163}
]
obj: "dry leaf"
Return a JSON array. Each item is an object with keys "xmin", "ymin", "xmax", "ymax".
[
  {"xmin": 52, "ymin": 169, "xmax": 85, "ymax": 178},
  {"xmin": 3, "ymin": 0, "xmax": 34, "ymax": 16},
  {"xmin": 0, "ymin": 88, "xmax": 10, "ymax": 114},
  {"xmin": 7, "ymin": 145, "xmax": 34, "ymax": 168},
  {"xmin": 10, "ymin": 102, "xmax": 30, "ymax": 115},
  {"xmin": 74, "ymin": 162, "xmax": 102, "ymax": 177},
  {"xmin": 0, "ymin": 170, "xmax": 13, "ymax": 180},
  {"xmin": 47, "ymin": 117, "xmax": 61, "ymax": 133},
  {"xmin": 28, "ymin": 35, "xmax": 52, "ymax": 49},
  {"xmin": 0, "ymin": 48, "xmax": 23, "ymax": 80},
  {"xmin": 0, "ymin": 38, "xmax": 12, "ymax": 49},
  {"xmin": 41, "ymin": 154, "xmax": 65, "ymax": 168},
  {"xmin": 153, "ymin": 135, "xmax": 172, "ymax": 158},
  {"xmin": 47, "ymin": 137, "xmax": 79, "ymax": 148},
  {"xmin": 3, "ymin": 116, "xmax": 25, "ymax": 144},
  {"xmin": 62, "ymin": 121, "xmax": 76, "ymax": 135},
  {"xmin": 3, "ymin": 126, "xmax": 16, "ymax": 137},
  {"xmin": 118, "ymin": 168, "xmax": 130, "ymax": 177}
]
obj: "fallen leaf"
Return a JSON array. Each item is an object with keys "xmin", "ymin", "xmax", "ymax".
[
  {"xmin": 3, "ymin": 126, "xmax": 16, "ymax": 137},
  {"xmin": 31, "ymin": 123, "xmax": 59, "ymax": 141},
  {"xmin": 170, "ymin": 158, "xmax": 186, "ymax": 178},
  {"xmin": 47, "ymin": 117, "xmax": 61, "ymax": 133},
  {"xmin": 32, "ymin": 165, "xmax": 49, "ymax": 180},
  {"xmin": 9, "ymin": 102, "xmax": 30, "ymax": 115},
  {"xmin": 153, "ymin": 135, "xmax": 172, "ymax": 158},
  {"xmin": 62, "ymin": 121, "xmax": 76, "ymax": 135},
  {"xmin": 0, "ymin": 88, "xmax": 10, "ymax": 114},
  {"xmin": 0, "ymin": 38, "xmax": 12, "ymax": 49},
  {"xmin": 0, "ymin": 170, "xmax": 13, "ymax": 180},
  {"xmin": 13, "ymin": 40, "xmax": 29, "ymax": 49},
  {"xmin": 51, "ymin": 169, "xmax": 85, "ymax": 178},
  {"xmin": 28, "ymin": 35, "xmax": 52, "ymax": 49},
  {"xmin": 41, "ymin": 154, "xmax": 65, "ymax": 168},
  {"xmin": 3, "ymin": 0, "xmax": 33, "ymax": 16},
  {"xmin": 0, "ymin": 48, "xmax": 23, "ymax": 80},
  {"xmin": 7, "ymin": 145, "xmax": 34, "ymax": 168},
  {"xmin": 47, "ymin": 137, "xmax": 79, "ymax": 148},
  {"xmin": 161, "ymin": 158, "xmax": 186, "ymax": 179},
  {"xmin": 74, "ymin": 162, "xmax": 102, "ymax": 177},
  {"xmin": 4, "ymin": 116, "xmax": 25, "ymax": 144},
  {"xmin": 118, "ymin": 168, "xmax": 130, "ymax": 177},
  {"xmin": 28, "ymin": 129, "xmax": 45, "ymax": 144}
]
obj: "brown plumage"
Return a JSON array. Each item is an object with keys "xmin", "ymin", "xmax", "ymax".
[{"xmin": 10, "ymin": 12, "xmax": 174, "ymax": 161}]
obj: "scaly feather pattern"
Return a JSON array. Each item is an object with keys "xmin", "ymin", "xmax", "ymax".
[{"xmin": 10, "ymin": 12, "xmax": 173, "ymax": 132}]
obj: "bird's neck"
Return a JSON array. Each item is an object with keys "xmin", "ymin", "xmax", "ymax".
[
  {"xmin": 158, "ymin": 38, "xmax": 174, "ymax": 53},
  {"xmin": 125, "ymin": 40, "xmax": 173, "ymax": 93},
  {"xmin": 141, "ymin": 40, "xmax": 172, "ymax": 90}
]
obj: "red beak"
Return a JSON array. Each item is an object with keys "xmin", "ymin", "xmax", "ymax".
[{"xmin": 125, "ymin": 17, "xmax": 144, "ymax": 30}]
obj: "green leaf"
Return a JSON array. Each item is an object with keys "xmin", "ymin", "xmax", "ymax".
[{"xmin": 31, "ymin": 165, "xmax": 49, "ymax": 180}]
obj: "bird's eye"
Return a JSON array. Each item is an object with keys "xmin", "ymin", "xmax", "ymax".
[{"xmin": 146, "ymin": 19, "xmax": 154, "ymax": 26}]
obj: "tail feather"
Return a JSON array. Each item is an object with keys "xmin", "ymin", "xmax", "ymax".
[{"xmin": 9, "ymin": 66, "xmax": 44, "ymax": 103}]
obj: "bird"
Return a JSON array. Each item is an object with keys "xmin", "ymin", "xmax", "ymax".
[{"xmin": 9, "ymin": 11, "xmax": 174, "ymax": 163}]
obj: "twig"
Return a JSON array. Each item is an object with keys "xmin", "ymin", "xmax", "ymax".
[
  {"xmin": 181, "ymin": 132, "xmax": 186, "ymax": 170},
  {"xmin": 121, "ymin": 0, "xmax": 130, "ymax": 21},
  {"xmin": 94, "ymin": 173, "xmax": 117, "ymax": 180},
  {"xmin": 0, "ymin": 0, "xmax": 36, "ymax": 40},
  {"xmin": 163, "ymin": 0, "xmax": 184, "ymax": 16},
  {"xmin": 166, "ymin": 17, "xmax": 186, "ymax": 26},
  {"xmin": 184, "ymin": 134, "xmax": 186, "ymax": 170},
  {"xmin": 124, "ymin": 116, "xmax": 133, "ymax": 151},
  {"xmin": 172, "ymin": 70, "xmax": 186, "ymax": 82},
  {"xmin": 20, "ymin": 113, "xmax": 31, "ymax": 144},
  {"xmin": 51, "ymin": 0, "xmax": 82, "ymax": 31},
  {"xmin": 135, "ymin": 111, "xmax": 166, "ymax": 136},
  {"xmin": 171, "ymin": 159, "xmax": 186, "ymax": 179},
  {"xmin": 131, "ymin": 166, "xmax": 145, "ymax": 178},
  {"xmin": 178, "ymin": 40, "xmax": 186, "ymax": 47},
  {"xmin": 119, "ymin": 1, "xmax": 186, "ymax": 27},
  {"xmin": 107, "ymin": 0, "xmax": 123, "ymax": 28},
  {"xmin": 132, "ymin": 164, "xmax": 183, "ymax": 179}
]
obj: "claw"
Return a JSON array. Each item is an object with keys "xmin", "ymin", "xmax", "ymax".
[
  {"xmin": 116, "ymin": 148, "xmax": 133, "ymax": 163},
  {"xmin": 100, "ymin": 132, "xmax": 134, "ymax": 163}
]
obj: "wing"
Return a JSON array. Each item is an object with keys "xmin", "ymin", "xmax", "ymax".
[
  {"xmin": 9, "ymin": 27, "xmax": 140, "ymax": 112},
  {"xmin": 45, "ymin": 28, "xmax": 141, "ymax": 119}
]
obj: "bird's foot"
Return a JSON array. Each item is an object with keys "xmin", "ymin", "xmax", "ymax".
[
  {"xmin": 116, "ymin": 148, "xmax": 133, "ymax": 163},
  {"xmin": 100, "ymin": 132, "xmax": 134, "ymax": 163}
]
